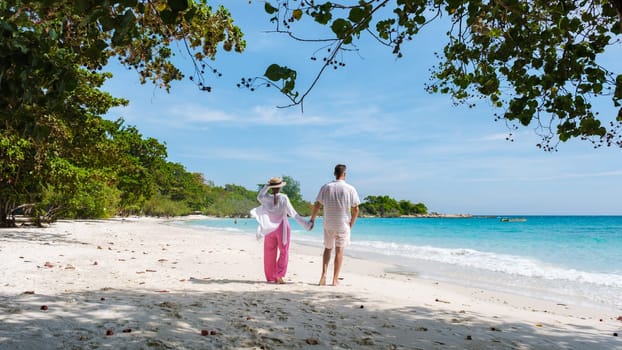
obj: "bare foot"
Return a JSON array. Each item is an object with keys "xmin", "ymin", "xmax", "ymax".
[
  {"xmin": 277, "ymin": 277, "xmax": 285, "ymax": 284},
  {"xmin": 331, "ymin": 279, "xmax": 339, "ymax": 286},
  {"xmin": 318, "ymin": 276, "xmax": 326, "ymax": 286}
]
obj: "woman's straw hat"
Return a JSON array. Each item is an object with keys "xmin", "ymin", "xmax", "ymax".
[{"xmin": 267, "ymin": 177, "xmax": 286, "ymax": 188}]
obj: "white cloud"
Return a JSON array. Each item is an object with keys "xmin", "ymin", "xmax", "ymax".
[
  {"xmin": 247, "ymin": 105, "xmax": 330, "ymax": 126},
  {"xmin": 156, "ymin": 103, "xmax": 333, "ymax": 127},
  {"xmin": 180, "ymin": 147, "xmax": 281, "ymax": 162},
  {"xmin": 517, "ymin": 169, "xmax": 622, "ymax": 182},
  {"xmin": 170, "ymin": 105, "xmax": 236, "ymax": 123},
  {"xmin": 478, "ymin": 132, "xmax": 513, "ymax": 141}
]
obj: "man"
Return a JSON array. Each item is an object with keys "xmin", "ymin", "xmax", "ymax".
[{"xmin": 309, "ymin": 164, "xmax": 360, "ymax": 286}]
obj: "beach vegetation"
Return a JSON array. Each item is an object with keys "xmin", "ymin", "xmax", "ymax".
[
  {"xmin": 360, "ymin": 195, "xmax": 428, "ymax": 217},
  {"xmin": 203, "ymin": 184, "xmax": 257, "ymax": 217},
  {"xmin": 280, "ymin": 175, "xmax": 313, "ymax": 216},
  {"xmin": 244, "ymin": 0, "xmax": 622, "ymax": 150},
  {"xmin": 0, "ymin": 1, "xmax": 443, "ymax": 225},
  {"xmin": 142, "ymin": 194, "xmax": 191, "ymax": 217},
  {"xmin": 0, "ymin": 0, "xmax": 244, "ymax": 227}
]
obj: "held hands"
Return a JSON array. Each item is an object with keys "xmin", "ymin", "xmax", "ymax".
[{"xmin": 307, "ymin": 219, "xmax": 315, "ymax": 231}]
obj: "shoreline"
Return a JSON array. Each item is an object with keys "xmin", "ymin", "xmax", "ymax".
[
  {"xmin": 183, "ymin": 215, "xmax": 622, "ymax": 312},
  {"xmin": 1, "ymin": 217, "xmax": 620, "ymax": 349}
]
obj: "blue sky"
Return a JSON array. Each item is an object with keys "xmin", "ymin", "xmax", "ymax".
[{"xmin": 103, "ymin": 1, "xmax": 622, "ymax": 215}]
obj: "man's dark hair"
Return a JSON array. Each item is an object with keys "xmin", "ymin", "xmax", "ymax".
[{"xmin": 334, "ymin": 164, "xmax": 347, "ymax": 178}]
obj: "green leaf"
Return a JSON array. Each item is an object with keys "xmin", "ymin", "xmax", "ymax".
[
  {"xmin": 48, "ymin": 28, "xmax": 58, "ymax": 41},
  {"xmin": 184, "ymin": 7, "xmax": 197, "ymax": 22},
  {"xmin": 292, "ymin": 9, "xmax": 303, "ymax": 20},
  {"xmin": 99, "ymin": 14, "xmax": 115, "ymax": 32},
  {"xmin": 579, "ymin": 117, "xmax": 605, "ymax": 136},
  {"xmin": 167, "ymin": 0, "xmax": 188, "ymax": 12},
  {"xmin": 264, "ymin": 2, "xmax": 278, "ymax": 14},
  {"xmin": 264, "ymin": 64, "xmax": 290, "ymax": 82},
  {"xmin": 611, "ymin": 21, "xmax": 621, "ymax": 35},
  {"xmin": 331, "ymin": 18, "xmax": 352, "ymax": 39},
  {"xmin": 110, "ymin": 9, "xmax": 136, "ymax": 45},
  {"xmin": 312, "ymin": 4, "xmax": 333, "ymax": 25},
  {"xmin": 120, "ymin": 9, "xmax": 136, "ymax": 28},
  {"xmin": 85, "ymin": 39, "xmax": 108, "ymax": 59},
  {"xmin": 74, "ymin": 0, "xmax": 91, "ymax": 13},
  {"xmin": 119, "ymin": 0, "xmax": 138, "ymax": 7},
  {"xmin": 284, "ymin": 79, "xmax": 295, "ymax": 93},
  {"xmin": 614, "ymin": 74, "xmax": 622, "ymax": 99},
  {"xmin": 348, "ymin": 7, "xmax": 366, "ymax": 23},
  {"xmin": 159, "ymin": 9, "xmax": 177, "ymax": 25}
]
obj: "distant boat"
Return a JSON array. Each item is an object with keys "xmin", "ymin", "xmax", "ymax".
[{"xmin": 500, "ymin": 217, "xmax": 527, "ymax": 222}]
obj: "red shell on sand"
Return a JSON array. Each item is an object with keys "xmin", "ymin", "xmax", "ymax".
[
  {"xmin": 40, "ymin": 305, "xmax": 48, "ymax": 310},
  {"xmin": 616, "ymin": 316, "xmax": 622, "ymax": 321},
  {"xmin": 201, "ymin": 329, "xmax": 210, "ymax": 336},
  {"xmin": 106, "ymin": 329, "xmax": 114, "ymax": 336}
]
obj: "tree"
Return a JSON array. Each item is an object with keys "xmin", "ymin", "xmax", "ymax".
[
  {"xmin": 152, "ymin": 162, "xmax": 208, "ymax": 210},
  {"xmin": 1, "ymin": 0, "xmax": 244, "ymax": 97},
  {"xmin": 206, "ymin": 184, "xmax": 257, "ymax": 217},
  {"xmin": 360, "ymin": 195, "xmax": 427, "ymax": 216},
  {"xmin": 110, "ymin": 125, "xmax": 167, "ymax": 214},
  {"xmin": 413, "ymin": 202, "xmax": 428, "ymax": 215},
  {"xmin": 250, "ymin": 0, "xmax": 622, "ymax": 150},
  {"xmin": 0, "ymin": 68, "xmax": 127, "ymax": 225},
  {"xmin": 280, "ymin": 175, "xmax": 313, "ymax": 215},
  {"xmin": 1, "ymin": 0, "xmax": 245, "ymax": 226},
  {"xmin": 360, "ymin": 195, "xmax": 400, "ymax": 217},
  {"xmin": 281, "ymin": 175, "xmax": 303, "ymax": 203}
]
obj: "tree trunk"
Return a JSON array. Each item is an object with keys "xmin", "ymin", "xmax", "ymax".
[{"xmin": 0, "ymin": 200, "xmax": 15, "ymax": 228}]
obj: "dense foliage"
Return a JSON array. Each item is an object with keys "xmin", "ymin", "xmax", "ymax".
[
  {"xmin": 1, "ymin": 0, "xmax": 434, "ymax": 226},
  {"xmin": 251, "ymin": 0, "xmax": 622, "ymax": 150},
  {"xmin": 280, "ymin": 175, "xmax": 313, "ymax": 216},
  {"xmin": 0, "ymin": 0, "xmax": 244, "ymax": 226},
  {"xmin": 360, "ymin": 195, "xmax": 428, "ymax": 217}
]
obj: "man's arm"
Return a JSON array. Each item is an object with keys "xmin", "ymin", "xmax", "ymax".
[
  {"xmin": 350, "ymin": 205, "xmax": 359, "ymax": 228},
  {"xmin": 309, "ymin": 201, "xmax": 322, "ymax": 230}
]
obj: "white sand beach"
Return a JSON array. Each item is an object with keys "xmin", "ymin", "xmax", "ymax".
[{"xmin": 0, "ymin": 217, "xmax": 620, "ymax": 349}]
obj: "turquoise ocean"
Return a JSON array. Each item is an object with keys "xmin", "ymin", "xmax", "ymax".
[{"xmin": 181, "ymin": 216, "xmax": 622, "ymax": 311}]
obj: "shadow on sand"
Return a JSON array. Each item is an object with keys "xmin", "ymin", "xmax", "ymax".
[{"xmin": 1, "ymin": 286, "xmax": 619, "ymax": 350}]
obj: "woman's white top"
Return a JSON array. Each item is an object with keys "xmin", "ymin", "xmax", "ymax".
[{"xmin": 250, "ymin": 185, "xmax": 309, "ymax": 244}]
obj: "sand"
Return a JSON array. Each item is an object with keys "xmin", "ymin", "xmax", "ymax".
[{"xmin": 0, "ymin": 216, "xmax": 620, "ymax": 349}]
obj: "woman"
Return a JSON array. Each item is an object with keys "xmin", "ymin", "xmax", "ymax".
[{"xmin": 250, "ymin": 177, "xmax": 310, "ymax": 284}]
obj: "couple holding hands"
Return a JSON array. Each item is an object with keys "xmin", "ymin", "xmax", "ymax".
[{"xmin": 250, "ymin": 164, "xmax": 360, "ymax": 286}]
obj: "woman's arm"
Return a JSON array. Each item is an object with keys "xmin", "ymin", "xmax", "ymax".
[
  {"xmin": 285, "ymin": 197, "xmax": 311, "ymax": 230},
  {"xmin": 256, "ymin": 184, "xmax": 270, "ymax": 203}
]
